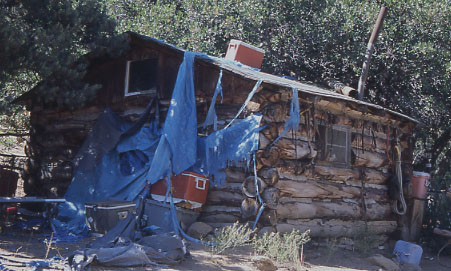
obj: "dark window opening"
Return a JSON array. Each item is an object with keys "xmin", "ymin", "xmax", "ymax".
[
  {"xmin": 125, "ymin": 58, "xmax": 158, "ymax": 96},
  {"xmin": 317, "ymin": 125, "xmax": 350, "ymax": 165}
]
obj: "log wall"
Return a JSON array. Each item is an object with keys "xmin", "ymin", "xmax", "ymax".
[{"xmin": 23, "ymin": 43, "xmax": 416, "ymax": 238}]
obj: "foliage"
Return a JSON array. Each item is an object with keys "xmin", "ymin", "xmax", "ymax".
[
  {"xmin": 103, "ymin": 0, "xmax": 450, "ymax": 178},
  {"xmin": 209, "ymin": 222, "xmax": 255, "ymax": 254},
  {"xmin": 0, "ymin": 0, "xmax": 127, "ymax": 120},
  {"xmin": 253, "ymin": 229, "xmax": 310, "ymax": 264},
  {"xmin": 422, "ymin": 177, "xmax": 451, "ymax": 250},
  {"xmin": 1, "ymin": 0, "xmax": 449, "ymax": 178}
]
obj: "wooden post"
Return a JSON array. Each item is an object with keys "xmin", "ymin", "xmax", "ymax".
[{"xmin": 409, "ymin": 198, "xmax": 425, "ymax": 241}]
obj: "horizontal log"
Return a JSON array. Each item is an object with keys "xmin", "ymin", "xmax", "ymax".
[
  {"xmin": 352, "ymin": 149, "xmax": 386, "ymax": 168},
  {"xmin": 364, "ymin": 168, "xmax": 389, "ymax": 185},
  {"xmin": 274, "ymin": 138, "xmax": 317, "ymax": 160},
  {"xmin": 202, "ymin": 205, "xmax": 241, "ymax": 214},
  {"xmin": 275, "ymin": 161, "xmax": 392, "ymax": 187},
  {"xmin": 199, "ymin": 214, "xmax": 240, "ymax": 223},
  {"xmin": 275, "ymin": 179, "xmax": 387, "ymax": 201},
  {"xmin": 276, "ymin": 123, "xmax": 313, "ymax": 142},
  {"xmin": 276, "ymin": 200, "xmax": 391, "ymax": 220},
  {"xmin": 351, "ymin": 134, "xmax": 387, "ymax": 154},
  {"xmin": 225, "ymin": 168, "xmax": 247, "ymax": 183},
  {"xmin": 315, "ymin": 99, "xmax": 404, "ymax": 128},
  {"xmin": 206, "ymin": 191, "xmax": 245, "ymax": 206},
  {"xmin": 313, "ymin": 165, "xmax": 359, "ymax": 183},
  {"xmin": 277, "ymin": 219, "xmax": 397, "ymax": 238}
]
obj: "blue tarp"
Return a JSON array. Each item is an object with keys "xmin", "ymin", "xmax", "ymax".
[{"xmin": 53, "ymin": 51, "xmax": 263, "ymax": 236}]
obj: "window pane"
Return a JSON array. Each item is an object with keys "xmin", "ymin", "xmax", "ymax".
[
  {"xmin": 129, "ymin": 58, "xmax": 158, "ymax": 93},
  {"xmin": 330, "ymin": 129, "xmax": 347, "ymax": 147},
  {"xmin": 329, "ymin": 145, "xmax": 347, "ymax": 163}
]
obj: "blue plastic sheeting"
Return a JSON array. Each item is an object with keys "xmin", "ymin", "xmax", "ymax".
[
  {"xmin": 203, "ymin": 114, "xmax": 263, "ymax": 186},
  {"xmin": 146, "ymin": 52, "xmax": 198, "ymax": 182},
  {"xmin": 203, "ymin": 70, "xmax": 223, "ymax": 131},
  {"xmin": 271, "ymin": 87, "xmax": 300, "ymax": 145},
  {"xmin": 53, "ymin": 105, "xmax": 161, "ymax": 235},
  {"xmin": 54, "ymin": 51, "xmax": 263, "ymax": 235}
]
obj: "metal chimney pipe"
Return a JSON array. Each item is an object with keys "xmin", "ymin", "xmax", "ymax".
[{"xmin": 357, "ymin": 7, "xmax": 387, "ymax": 100}]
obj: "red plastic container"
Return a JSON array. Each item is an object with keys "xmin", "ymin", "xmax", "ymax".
[
  {"xmin": 225, "ymin": 39, "xmax": 265, "ymax": 69},
  {"xmin": 411, "ymin": 171, "xmax": 430, "ymax": 199},
  {"xmin": 151, "ymin": 172, "xmax": 209, "ymax": 208}
]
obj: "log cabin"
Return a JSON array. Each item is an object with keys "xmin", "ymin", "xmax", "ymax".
[{"xmin": 15, "ymin": 32, "xmax": 418, "ymax": 240}]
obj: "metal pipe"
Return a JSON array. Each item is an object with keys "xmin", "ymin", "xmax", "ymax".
[{"xmin": 357, "ymin": 7, "xmax": 387, "ymax": 100}]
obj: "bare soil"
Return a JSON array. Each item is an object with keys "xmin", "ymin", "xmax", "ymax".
[{"xmin": 0, "ymin": 229, "xmax": 450, "ymax": 271}]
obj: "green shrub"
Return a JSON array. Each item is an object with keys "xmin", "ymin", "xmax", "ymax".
[
  {"xmin": 253, "ymin": 229, "xmax": 310, "ymax": 264},
  {"xmin": 210, "ymin": 222, "xmax": 255, "ymax": 254}
]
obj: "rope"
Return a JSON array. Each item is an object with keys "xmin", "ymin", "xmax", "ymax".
[{"xmin": 392, "ymin": 143, "xmax": 407, "ymax": 215}]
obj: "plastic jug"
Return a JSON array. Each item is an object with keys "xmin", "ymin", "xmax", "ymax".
[{"xmin": 393, "ymin": 240, "xmax": 423, "ymax": 265}]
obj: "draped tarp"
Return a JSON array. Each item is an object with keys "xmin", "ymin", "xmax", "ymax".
[{"xmin": 52, "ymin": 51, "xmax": 263, "ymax": 237}]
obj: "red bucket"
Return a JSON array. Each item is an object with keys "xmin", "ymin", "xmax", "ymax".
[{"xmin": 411, "ymin": 171, "xmax": 430, "ymax": 199}]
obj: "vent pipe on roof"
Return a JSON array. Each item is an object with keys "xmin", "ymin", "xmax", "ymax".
[{"xmin": 357, "ymin": 7, "xmax": 387, "ymax": 100}]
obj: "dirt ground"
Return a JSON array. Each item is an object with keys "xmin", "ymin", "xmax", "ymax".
[{"xmin": 0, "ymin": 228, "xmax": 450, "ymax": 271}]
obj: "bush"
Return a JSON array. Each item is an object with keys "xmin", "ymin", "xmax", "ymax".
[
  {"xmin": 209, "ymin": 222, "xmax": 255, "ymax": 254},
  {"xmin": 253, "ymin": 229, "xmax": 310, "ymax": 264}
]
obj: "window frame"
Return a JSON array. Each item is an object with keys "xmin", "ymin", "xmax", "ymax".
[
  {"xmin": 318, "ymin": 124, "xmax": 351, "ymax": 167},
  {"xmin": 124, "ymin": 59, "xmax": 158, "ymax": 97}
]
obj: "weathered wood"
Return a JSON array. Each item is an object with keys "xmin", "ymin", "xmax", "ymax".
[
  {"xmin": 246, "ymin": 101, "xmax": 261, "ymax": 112},
  {"xmin": 242, "ymin": 176, "xmax": 266, "ymax": 197},
  {"xmin": 262, "ymin": 187, "xmax": 280, "ymax": 209},
  {"xmin": 206, "ymin": 190, "xmax": 245, "ymax": 206},
  {"xmin": 352, "ymin": 149, "xmax": 386, "ymax": 168},
  {"xmin": 259, "ymin": 133, "xmax": 271, "ymax": 149},
  {"xmin": 257, "ymin": 147, "xmax": 280, "ymax": 168},
  {"xmin": 225, "ymin": 168, "xmax": 247, "ymax": 183},
  {"xmin": 276, "ymin": 200, "xmax": 391, "ymax": 220},
  {"xmin": 364, "ymin": 168, "xmax": 389, "ymax": 185},
  {"xmin": 199, "ymin": 214, "xmax": 240, "ymax": 223},
  {"xmin": 203, "ymin": 205, "xmax": 241, "ymax": 214},
  {"xmin": 241, "ymin": 198, "xmax": 260, "ymax": 218},
  {"xmin": 275, "ymin": 179, "xmax": 386, "ymax": 201},
  {"xmin": 258, "ymin": 167, "xmax": 279, "ymax": 186},
  {"xmin": 262, "ymin": 103, "xmax": 287, "ymax": 123},
  {"xmin": 260, "ymin": 123, "xmax": 279, "ymax": 141},
  {"xmin": 409, "ymin": 199, "xmax": 425, "ymax": 241},
  {"xmin": 260, "ymin": 209, "xmax": 278, "ymax": 226},
  {"xmin": 274, "ymin": 138, "xmax": 317, "ymax": 160},
  {"xmin": 277, "ymin": 219, "xmax": 397, "ymax": 238},
  {"xmin": 351, "ymin": 134, "xmax": 387, "ymax": 154},
  {"xmin": 314, "ymin": 165, "xmax": 360, "ymax": 183}
]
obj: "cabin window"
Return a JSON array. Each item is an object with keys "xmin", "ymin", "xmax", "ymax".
[
  {"xmin": 124, "ymin": 58, "xmax": 158, "ymax": 96},
  {"xmin": 317, "ymin": 125, "xmax": 350, "ymax": 166}
]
